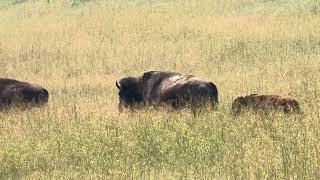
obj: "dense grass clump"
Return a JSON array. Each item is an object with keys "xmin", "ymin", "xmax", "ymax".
[{"xmin": 0, "ymin": 0, "xmax": 320, "ymax": 179}]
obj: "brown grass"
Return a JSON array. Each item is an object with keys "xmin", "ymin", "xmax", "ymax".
[{"xmin": 0, "ymin": 0, "xmax": 320, "ymax": 178}]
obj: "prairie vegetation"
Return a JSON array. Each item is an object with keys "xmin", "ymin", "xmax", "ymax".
[{"xmin": 0, "ymin": 0, "xmax": 320, "ymax": 179}]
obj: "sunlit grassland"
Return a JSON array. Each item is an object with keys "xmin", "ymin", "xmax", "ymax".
[{"xmin": 0, "ymin": 0, "xmax": 320, "ymax": 179}]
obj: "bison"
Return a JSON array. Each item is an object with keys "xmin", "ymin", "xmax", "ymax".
[
  {"xmin": 232, "ymin": 94, "xmax": 301, "ymax": 115},
  {"xmin": 0, "ymin": 78, "xmax": 49, "ymax": 110},
  {"xmin": 116, "ymin": 71, "xmax": 218, "ymax": 112}
]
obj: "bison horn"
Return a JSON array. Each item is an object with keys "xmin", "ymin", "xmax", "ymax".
[{"xmin": 116, "ymin": 81, "xmax": 121, "ymax": 89}]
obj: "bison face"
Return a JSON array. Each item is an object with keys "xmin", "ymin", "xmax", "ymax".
[
  {"xmin": 116, "ymin": 77, "xmax": 143, "ymax": 112},
  {"xmin": 231, "ymin": 96, "xmax": 248, "ymax": 115}
]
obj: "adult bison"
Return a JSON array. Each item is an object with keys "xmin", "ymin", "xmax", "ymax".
[
  {"xmin": 232, "ymin": 94, "xmax": 301, "ymax": 115},
  {"xmin": 116, "ymin": 71, "xmax": 218, "ymax": 112},
  {"xmin": 0, "ymin": 78, "xmax": 49, "ymax": 109}
]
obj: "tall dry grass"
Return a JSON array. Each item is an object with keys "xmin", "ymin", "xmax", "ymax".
[{"xmin": 0, "ymin": 0, "xmax": 320, "ymax": 179}]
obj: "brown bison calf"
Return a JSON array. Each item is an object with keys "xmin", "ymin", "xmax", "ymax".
[
  {"xmin": 0, "ymin": 78, "xmax": 49, "ymax": 110},
  {"xmin": 232, "ymin": 94, "xmax": 301, "ymax": 115}
]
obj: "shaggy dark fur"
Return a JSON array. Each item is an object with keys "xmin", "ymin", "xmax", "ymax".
[
  {"xmin": 0, "ymin": 78, "xmax": 49, "ymax": 109},
  {"xmin": 116, "ymin": 71, "xmax": 218, "ymax": 112}
]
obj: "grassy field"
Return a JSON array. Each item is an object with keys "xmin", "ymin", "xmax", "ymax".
[{"xmin": 0, "ymin": 0, "xmax": 320, "ymax": 179}]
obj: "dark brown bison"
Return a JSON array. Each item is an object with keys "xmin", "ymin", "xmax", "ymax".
[
  {"xmin": 116, "ymin": 71, "xmax": 218, "ymax": 112},
  {"xmin": 0, "ymin": 78, "xmax": 49, "ymax": 109},
  {"xmin": 232, "ymin": 94, "xmax": 301, "ymax": 115}
]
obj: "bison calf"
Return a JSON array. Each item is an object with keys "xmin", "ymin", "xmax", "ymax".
[
  {"xmin": 232, "ymin": 94, "xmax": 301, "ymax": 115},
  {"xmin": 0, "ymin": 78, "xmax": 49, "ymax": 110},
  {"xmin": 116, "ymin": 71, "xmax": 218, "ymax": 112}
]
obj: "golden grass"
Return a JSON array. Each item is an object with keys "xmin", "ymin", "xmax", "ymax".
[{"xmin": 0, "ymin": 0, "xmax": 320, "ymax": 178}]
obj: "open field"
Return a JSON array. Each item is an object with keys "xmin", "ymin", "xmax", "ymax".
[{"xmin": 0, "ymin": 0, "xmax": 320, "ymax": 179}]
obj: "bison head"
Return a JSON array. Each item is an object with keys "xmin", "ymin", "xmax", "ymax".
[
  {"xmin": 231, "ymin": 96, "xmax": 248, "ymax": 115},
  {"xmin": 116, "ymin": 77, "xmax": 143, "ymax": 112},
  {"xmin": 282, "ymin": 99, "xmax": 301, "ymax": 114}
]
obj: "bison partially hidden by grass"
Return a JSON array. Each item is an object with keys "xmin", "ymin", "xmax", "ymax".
[
  {"xmin": 232, "ymin": 94, "xmax": 301, "ymax": 115},
  {"xmin": 0, "ymin": 78, "xmax": 49, "ymax": 110},
  {"xmin": 116, "ymin": 71, "xmax": 218, "ymax": 113}
]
